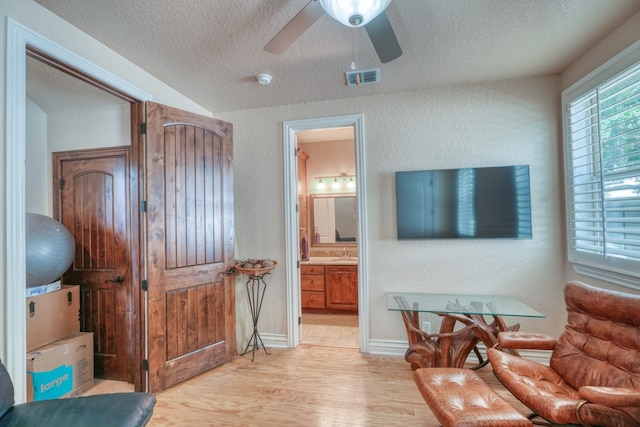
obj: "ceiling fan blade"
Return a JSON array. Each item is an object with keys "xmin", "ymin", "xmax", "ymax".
[
  {"xmin": 264, "ymin": 0, "xmax": 325, "ymax": 54},
  {"xmin": 364, "ymin": 11, "xmax": 402, "ymax": 63}
]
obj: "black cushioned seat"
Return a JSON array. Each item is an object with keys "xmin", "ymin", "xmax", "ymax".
[{"xmin": 0, "ymin": 359, "xmax": 155, "ymax": 427}]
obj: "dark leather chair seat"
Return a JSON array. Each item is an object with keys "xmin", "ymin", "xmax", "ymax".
[{"xmin": 0, "ymin": 359, "xmax": 155, "ymax": 427}]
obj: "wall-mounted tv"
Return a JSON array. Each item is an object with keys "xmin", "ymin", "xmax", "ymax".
[{"xmin": 395, "ymin": 165, "xmax": 532, "ymax": 239}]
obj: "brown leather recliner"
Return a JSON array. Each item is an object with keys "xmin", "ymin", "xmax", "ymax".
[{"xmin": 488, "ymin": 281, "xmax": 640, "ymax": 427}]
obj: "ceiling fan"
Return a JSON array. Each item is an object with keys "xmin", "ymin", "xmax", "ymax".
[{"xmin": 264, "ymin": 0, "xmax": 402, "ymax": 64}]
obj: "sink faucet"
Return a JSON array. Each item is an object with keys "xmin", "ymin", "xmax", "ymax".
[{"xmin": 338, "ymin": 247, "xmax": 350, "ymax": 258}]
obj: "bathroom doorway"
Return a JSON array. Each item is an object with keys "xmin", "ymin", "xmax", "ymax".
[
  {"xmin": 298, "ymin": 129, "xmax": 358, "ymax": 348},
  {"xmin": 283, "ymin": 115, "xmax": 369, "ymax": 352}
]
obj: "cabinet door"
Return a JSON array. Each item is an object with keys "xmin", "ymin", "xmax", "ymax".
[{"xmin": 325, "ymin": 266, "xmax": 358, "ymax": 311}]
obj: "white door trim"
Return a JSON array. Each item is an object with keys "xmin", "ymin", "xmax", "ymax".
[
  {"xmin": 5, "ymin": 17, "xmax": 151, "ymax": 402},
  {"xmin": 283, "ymin": 114, "xmax": 369, "ymax": 352}
]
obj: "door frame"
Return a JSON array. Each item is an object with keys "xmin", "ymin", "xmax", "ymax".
[
  {"xmin": 283, "ymin": 115, "xmax": 369, "ymax": 352},
  {"xmin": 5, "ymin": 18, "xmax": 151, "ymax": 401}
]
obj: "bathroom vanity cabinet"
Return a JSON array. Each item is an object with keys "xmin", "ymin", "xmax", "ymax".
[{"xmin": 301, "ymin": 264, "xmax": 358, "ymax": 313}]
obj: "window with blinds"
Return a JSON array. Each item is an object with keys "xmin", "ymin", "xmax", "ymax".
[{"xmin": 564, "ymin": 53, "xmax": 640, "ymax": 286}]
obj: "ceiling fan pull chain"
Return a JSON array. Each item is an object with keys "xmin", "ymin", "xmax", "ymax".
[{"xmin": 351, "ymin": 29, "xmax": 359, "ymax": 71}]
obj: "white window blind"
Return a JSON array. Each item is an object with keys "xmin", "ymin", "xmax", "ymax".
[{"xmin": 564, "ymin": 56, "xmax": 640, "ymax": 286}]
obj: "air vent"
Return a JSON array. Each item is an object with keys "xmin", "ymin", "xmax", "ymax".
[{"xmin": 345, "ymin": 68, "xmax": 380, "ymax": 86}]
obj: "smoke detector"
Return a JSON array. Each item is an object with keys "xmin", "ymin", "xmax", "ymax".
[{"xmin": 256, "ymin": 73, "xmax": 272, "ymax": 86}]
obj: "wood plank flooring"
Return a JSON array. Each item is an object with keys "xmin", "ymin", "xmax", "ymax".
[
  {"xmin": 84, "ymin": 314, "xmax": 532, "ymax": 426},
  {"xmin": 147, "ymin": 345, "xmax": 529, "ymax": 426}
]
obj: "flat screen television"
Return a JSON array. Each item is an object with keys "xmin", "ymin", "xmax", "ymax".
[{"xmin": 395, "ymin": 165, "xmax": 532, "ymax": 239}]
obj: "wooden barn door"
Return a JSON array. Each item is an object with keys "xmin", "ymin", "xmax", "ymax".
[
  {"xmin": 144, "ymin": 102, "xmax": 235, "ymax": 392},
  {"xmin": 54, "ymin": 147, "xmax": 134, "ymax": 382}
]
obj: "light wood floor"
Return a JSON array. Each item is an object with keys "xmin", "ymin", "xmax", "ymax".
[
  {"xmin": 84, "ymin": 314, "xmax": 531, "ymax": 425},
  {"xmin": 148, "ymin": 346, "xmax": 528, "ymax": 426}
]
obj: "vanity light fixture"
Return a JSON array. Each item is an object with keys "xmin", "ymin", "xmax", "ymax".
[
  {"xmin": 314, "ymin": 174, "xmax": 356, "ymax": 191},
  {"xmin": 319, "ymin": 0, "xmax": 392, "ymax": 27}
]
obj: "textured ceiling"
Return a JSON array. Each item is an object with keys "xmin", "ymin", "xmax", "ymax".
[{"xmin": 31, "ymin": 0, "xmax": 640, "ymax": 114}]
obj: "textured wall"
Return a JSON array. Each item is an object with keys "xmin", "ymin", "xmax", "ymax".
[
  {"xmin": 220, "ymin": 76, "xmax": 568, "ymax": 345},
  {"xmin": 301, "ymin": 139, "xmax": 356, "ymax": 195}
]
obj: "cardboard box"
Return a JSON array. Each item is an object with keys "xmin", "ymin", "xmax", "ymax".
[
  {"xmin": 26, "ymin": 285, "xmax": 80, "ymax": 351},
  {"xmin": 26, "ymin": 332, "xmax": 94, "ymax": 402},
  {"xmin": 26, "ymin": 280, "xmax": 62, "ymax": 297}
]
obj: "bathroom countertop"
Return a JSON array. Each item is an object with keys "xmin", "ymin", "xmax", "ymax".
[{"xmin": 301, "ymin": 256, "xmax": 358, "ymax": 265}]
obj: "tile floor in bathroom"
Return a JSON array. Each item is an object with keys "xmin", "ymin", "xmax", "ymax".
[{"xmin": 300, "ymin": 313, "xmax": 359, "ymax": 348}]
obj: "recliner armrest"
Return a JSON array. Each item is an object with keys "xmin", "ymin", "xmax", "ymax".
[
  {"xmin": 497, "ymin": 331, "xmax": 556, "ymax": 350},
  {"xmin": 579, "ymin": 386, "xmax": 640, "ymax": 408}
]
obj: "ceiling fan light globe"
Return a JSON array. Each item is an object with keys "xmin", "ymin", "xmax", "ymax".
[{"xmin": 319, "ymin": 0, "xmax": 392, "ymax": 27}]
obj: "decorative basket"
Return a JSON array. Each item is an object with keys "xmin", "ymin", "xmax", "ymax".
[{"xmin": 234, "ymin": 261, "xmax": 278, "ymax": 277}]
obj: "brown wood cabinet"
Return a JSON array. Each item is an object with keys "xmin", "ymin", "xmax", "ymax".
[
  {"xmin": 326, "ymin": 266, "xmax": 358, "ymax": 311},
  {"xmin": 301, "ymin": 265, "xmax": 325, "ymax": 309},
  {"xmin": 301, "ymin": 264, "xmax": 358, "ymax": 313}
]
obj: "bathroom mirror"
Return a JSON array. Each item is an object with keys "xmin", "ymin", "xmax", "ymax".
[{"xmin": 309, "ymin": 194, "xmax": 357, "ymax": 246}]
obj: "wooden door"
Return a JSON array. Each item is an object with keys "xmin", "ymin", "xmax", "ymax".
[
  {"xmin": 144, "ymin": 102, "xmax": 235, "ymax": 393},
  {"xmin": 54, "ymin": 147, "xmax": 134, "ymax": 381}
]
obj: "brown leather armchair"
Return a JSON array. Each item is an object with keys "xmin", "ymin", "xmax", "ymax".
[{"xmin": 488, "ymin": 281, "xmax": 640, "ymax": 427}]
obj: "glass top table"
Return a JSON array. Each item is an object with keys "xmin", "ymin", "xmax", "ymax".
[
  {"xmin": 387, "ymin": 292, "xmax": 545, "ymax": 370},
  {"xmin": 387, "ymin": 292, "xmax": 544, "ymax": 318}
]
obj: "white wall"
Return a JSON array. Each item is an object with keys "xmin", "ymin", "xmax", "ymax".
[
  {"xmin": 25, "ymin": 98, "xmax": 48, "ymax": 215},
  {"xmin": 218, "ymin": 75, "xmax": 568, "ymax": 344},
  {"xmin": 48, "ymin": 104, "xmax": 131, "ymax": 153},
  {"xmin": 302, "ymin": 139, "xmax": 356, "ymax": 195},
  {"xmin": 561, "ymin": 12, "xmax": 640, "ymax": 92}
]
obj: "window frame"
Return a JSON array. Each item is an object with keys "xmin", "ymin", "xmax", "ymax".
[{"xmin": 562, "ymin": 38, "xmax": 640, "ymax": 291}]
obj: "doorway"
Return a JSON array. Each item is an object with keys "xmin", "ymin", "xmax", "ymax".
[
  {"xmin": 26, "ymin": 55, "xmax": 236, "ymax": 394},
  {"xmin": 297, "ymin": 129, "xmax": 358, "ymax": 348},
  {"xmin": 283, "ymin": 115, "xmax": 369, "ymax": 352},
  {"xmin": 27, "ymin": 50, "xmax": 143, "ymax": 388},
  {"xmin": 5, "ymin": 18, "xmax": 153, "ymax": 400}
]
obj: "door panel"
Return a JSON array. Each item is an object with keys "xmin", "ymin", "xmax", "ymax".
[
  {"xmin": 145, "ymin": 102, "xmax": 234, "ymax": 393},
  {"xmin": 54, "ymin": 147, "xmax": 133, "ymax": 381}
]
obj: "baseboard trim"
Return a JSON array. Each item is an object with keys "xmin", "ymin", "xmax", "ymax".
[
  {"xmin": 258, "ymin": 335, "xmax": 552, "ymax": 365},
  {"xmin": 257, "ymin": 333, "xmax": 289, "ymax": 349}
]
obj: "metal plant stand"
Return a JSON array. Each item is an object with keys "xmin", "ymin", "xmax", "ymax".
[{"xmin": 235, "ymin": 261, "xmax": 277, "ymax": 362}]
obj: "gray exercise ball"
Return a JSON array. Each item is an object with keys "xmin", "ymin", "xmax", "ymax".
[{"xmin": 25, "ymin": 213, "xmax": 75, "ymax": 287}]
